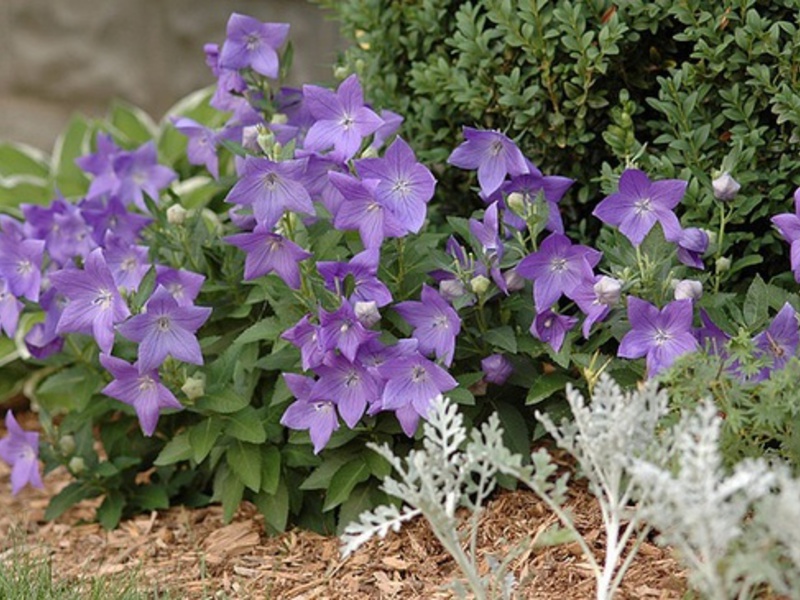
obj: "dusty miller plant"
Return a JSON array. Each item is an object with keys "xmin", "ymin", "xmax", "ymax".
[{"xmin": 340, "ymin": 394, "xmax": 523, "ymax": 599}]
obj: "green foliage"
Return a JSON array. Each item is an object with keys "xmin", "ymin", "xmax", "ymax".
[{"xmin": 317, "ymin": 0, "xmax": 800, "ymax": 283}]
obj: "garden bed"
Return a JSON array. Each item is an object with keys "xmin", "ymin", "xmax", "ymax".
[{"xmin": 0, "ymin": 412, "xmax": 687, "ymax": 599}]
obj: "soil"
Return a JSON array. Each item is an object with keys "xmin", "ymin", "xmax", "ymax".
[{"xmin": 0, "ymin": 412, "xmax": 690, "ymax": 599}]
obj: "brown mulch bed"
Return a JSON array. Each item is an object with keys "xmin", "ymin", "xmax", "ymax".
[{"xmin": 0, "ymin": 412, "xmax": 688, "ymax": 599}]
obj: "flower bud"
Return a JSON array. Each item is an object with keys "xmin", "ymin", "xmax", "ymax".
[
  {"xmin": 333, "ymin": 65, "xmax": 350, "ymax": 80},
  {"xmin": 439, "ymin": 279, "xmax": 466, "ymax": 301},
  {"xmin": 257, "ymin": 128, "xmax": 276, "ymax": 154},
  {"xmin": 68, "ymin": 456, "xmax": 86, "ymax": 475},
  {"xmin": 360, "ymin": 146, "xmax": 379, "ymax": 159},
  {"xmin": 270, "ymin": 113, "xmax": 288, "ymax": 125},
  {"xmin": 181, "ymin": 374, "xmax": 206, "ymax": 401},
  {"xmin": 673, "ymin": 279, "xmax": 703, "ymax": 301},
  {"xmin": 593, "ymin": 276, "xmax": 622, "ymax": 306},
  {"xmin": 481, "ymin": 353, "xmax": 513, "ymax": 385},
  {"xmin": 58, "ymin": 435, "xmax": 76, "ymax": 456},
  {"xmin": 712, "ymin": 171, "xmax": 741, "ymax": 202},
  {"xmin": 470, "ymin": 275, "xmax": 491, "ymax": 295},
  {"xmin": 354, "ymin": 300, "xmax": 381, "ymax": 327},
  {"xmin": 716, "ymin": 256, "xmax": 731, "ymax": 273},
  {"xmin": 166, "ymin": 204, "xmax": 188, "ymax": 225},
  {"xmin": 241, "ymin": 125, "xmax": 260, "ymax": 151},
  {"xmin": 503, "ymin": 269, "xmax": 526, "ymax": 292},
  {"xmin": 506, "ymin": 192, "xmax": 527, "ymax": 217}
]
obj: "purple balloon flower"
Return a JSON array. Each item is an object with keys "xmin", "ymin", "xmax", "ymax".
[
  {"xmin": 330, "ymin": 172, "xmax": 405, "ymax": 249},
  {"xmin": 117, "ymin": 285, "xmax": 211, "ymax": 373},
  {"xmin": 751, "ymin": 302, "xmax": 799, "ymax": 382},
  {"xmin": 481, "ymin": 353, "xmax": 513, "ymax": 385},
  {"xmin": 100, "ymin": 354, "xmax": 183, "ymax": 437},
  {"xmin": 0, "ymin": 411, "xmax": 43, "ymax": 495},
  {"xmin": 310, "ymin": 355, "xmax": 381, "ymax": 428},
  {"xmin": 316, "ymin": 248, "xmax": 393, "ymax": 307},
  {"xmin": 447, "ymin": 127, "xmax": 529, "ymax": 198},
  {"xmin": 219, "ymin": 13, "xmax": 289, "ymax": 79},
  {"xmin": 303, "ymin": 74, "xmax": 384, "ymax": 161},
  {"xmin": 771, "ymin": 188, "xmax": 800, "ymax": 282},
  {"xmin": 530, "ymin": 309, "xmax": 578, "ymax": 353},
  {"xmin": 50, "ymin": 248, "xmax": 131, "ymax": 355},
  {"xmin": 394, "ymin": 284, "xmax": 462, "ymax": 366},
  {"xmin": 280, "ymin": 372, "xmax": 339, "ymax": 454},
  {"xmin": 593, "ymin": 168, "xmax": 685, "ymax": 246},
  {"xmin": 225, "ymin": 226, "xmax": 311, "ymax": 289},
  {"xmin": 618, "ymin": 297, "xmax": 699, "ymax": 378},
  {"xmin": 0, "ymin": 236, "xmax": 44, "ymax": 302}
]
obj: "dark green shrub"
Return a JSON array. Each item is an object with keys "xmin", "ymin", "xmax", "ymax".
[{"xmin": 316, "ymin": 0, "xmax": 800, "ymax": 284}]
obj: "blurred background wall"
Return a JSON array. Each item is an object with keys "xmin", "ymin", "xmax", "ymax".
[{"xmin": 0, "ymin": 0, "xmax": 342, "ymax": 150}]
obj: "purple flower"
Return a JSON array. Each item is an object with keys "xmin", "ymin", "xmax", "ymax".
[
  {"xmin": 219, "ymin": 13, "xmax": 289, "ymax": 79},
  {"xmin": 281, "ymin": 373, "xmax": 339, "ymax": 454},
  {"xmin": 530, "ymin": 309, "xmax": 578, "ymax": 353},
  {"xmin": 117, "ymin": 285, "xmax": 211, "ymax": 373},
  {"xmin": 593, "ymin": 169, "xmax": 685, "ymax": 246},
  {"xmin": 100, "ymin": 354, "xmax": 183, "ymax": 436},
  {"xmin": 667, "ymin": 227, "xmax": 708, "ymax": 270},
  {"xmin": 771, "ymin": 188, "xmax": 800, "ymax": 282},
  {"xmin": 447, "ymin": 127, "xmax": 529, "ymax": 197},
  {"xmin": 618, "ymin": 297, "xmax": 699, "ymax": 378},
  {"xmin": 80, "ymin": 195, "xmax": 152, "ymax": 245},
  {"xmin": 0, "ymin": 279, "xmax": 23, "ymax": 337},
  {"xmin": 155, "ymin": 267, "xmax": 205, "ymax": 307},
  {"xmin": 103, "ymin": 234, "xmax": 150, "ymax": 293},
  {"xmin": 112, "ymin": 142, "xmax": 177, "ymax": 212},
  {"xmin": 225, "ymin": 227, "xmax": 311, "ymax": 289},
  {"xmin": 50, "ymin": 248, "xmax": 130, "ymax": 354},
  {"xmin": 516, "ymin": 232, "xmax": 601, "ymax": 312},
  {"xmin": 752, "ymin": 302, "xmax": 799, "ymax": 381},
  {"xmin": 316, "ymin": 248, "xmax": 392, "ymax": 307},
  {"xmin": 172, "ymin": 117, "xmax": 241, "ymax": 179},
  {"xmin": 330, "ymin": 172, "xmax": 405, "ymax": 248},
  {"xmin": 24, "ymin": 286, "xmax": 64, "ymax": 359},
  {"xmin": 224, "ymin": 157, "xmax": 313, "ymax": 230},
  {"xmin": 282, "ymin": 315, "xmax": 328, "ymax": 371},
  {"xmin": 481, "ymin": 353, "xmax": 513, "ymax": 385},
  {"xmin": 394, "ymin": 284, "xmax": 462, "ymax": 366},
  {"xmin": 370, "ymin": 109, "xmax": 404, "ymax": 150},
  {"xmin": 695, "ymin": 309, "xmax": 730, "ymax": 356},
  {"xmin": 303, "ymin": 74, "xmax": 384, "ymax": 161},
  {"xmin": 319, "ymin": 301, "xmax": 379, "ymax": 363},
  {"xmin": 354, "ymin": 137, "xmax": 436, "ymax": 234},
  {"xmin": 469, "ymin": 201, "xmax": 504, "ymax": 260},
  {"xmin": 0, "ymin": 236, "xmax": 44, "ymax": 302},
  {"xmin": 310, "ymin": 355, "xmax": 381, "ymax": 428},
  {"xmin": 375, "ymin": 352, "xmax": 458, "ymax": 436},
  {"xmin": 0, "ymin": 411, "xmax": 43, "ymax": 495}
]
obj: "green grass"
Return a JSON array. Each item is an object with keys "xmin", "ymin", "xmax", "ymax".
[{"xmin": 0, "ymin": 537, "xmax": 173, "ymax": 600}]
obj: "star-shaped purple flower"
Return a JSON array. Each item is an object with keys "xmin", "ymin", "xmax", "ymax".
[
  {"xmin": 302, "ymin": 74, "xmax": 384, "ymax": 161},
  {"xmin": 771, "ymin": 188, "xmax": 800, "ymax": 282},
  {"xmin": 310, "ymin": 355, "xmax": 381, "ymax": 428},
  {"xmin": 530, "ymin": 309, "xmax": 578, "ymax": 353},
  {"xmin": 0, "ymin": 411, "xmax": 43, "ymax": 495},
  {"xmin": 50, "ymin": 248, "xmax": 131, "ymax": 354},
  {"xmin": 751, "ymin": 302, "xmax": 799, "ymax": 382},
  {"xmin": 100, "ymin": 354, "xmax": 183, "ymax": 437},
  {"xmin": 593, "ymin": 168, "xmax": 685, "ymax": 246},
  {"xmin": 219, "ymin": 13, "xmax": 289, "ymax": 79},
  {"xmin": 318, "ymin": 301, "xmax": 379, "ymax": 363},
  {"xmin": 330, "ymin": 172, "xmax": 405, "ymax": 248},
  {"xmin": 117, "ymin": 285, "xmax": 211, "ymax": 373},
  {"xmin": 225, "ymin": 226, "xmax": 311, "ymax": 289},
  {"xmin": 393, "ymin": 284, "xmax": 462, "ymax": 366},
  {"xmin": 618, "ymin": 296, "xmax": 699, "ymax": 378},
  {"xmin": 316, "ymin": 248, "xmax": 393, "ymax": 307},
  {"xmin": 354, "ymin": 137, "xmax": 436, "ymax": 235},
  {"xmin": 447, "ymin": 127, "xmax": 529, "ymax": 197},
  {"xmin": 516, "ymin": 232, "xmax": 601, "ymax": 312},
  {"xmin": 280, "ymin": 372, "xmax": 339, "ymax": 454},
  {"xmin": 0, "ymin": 236, "xmax": 44, "ymax": 302}
]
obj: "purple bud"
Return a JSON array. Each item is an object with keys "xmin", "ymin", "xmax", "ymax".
[
  {"xmin": 481, "ymin": 354, "xmax": 513, "ymax": 385},
  {"xmin": 673, "ymin": 279, "xmax": 703, "ymax": 301},
  {"xmin": 712, "ymin": 172, "xmax": 741, "ymax": 202}
]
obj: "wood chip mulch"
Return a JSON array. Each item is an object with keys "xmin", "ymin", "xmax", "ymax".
[{"xmin": 0, "ymin": 412, "xmax": 689, "ymax": 599}]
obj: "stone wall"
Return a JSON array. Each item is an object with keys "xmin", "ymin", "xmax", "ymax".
[{"xmin": 0, "ymin": 0, "xmax": 342, "ymax": 150}]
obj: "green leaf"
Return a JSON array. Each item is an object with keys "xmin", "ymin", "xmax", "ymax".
[
  {"xmin": 255, "ymin": 478, "xmax": 289, "ymax": 533},
  {"xmin": 97, "ymin": 491, "xmax": 126, "ymax": 530},
  {"xmin": 743, "ymin": 275, "xmax": 769, "ymax": 327},
  {"xmin": 484, "ymin": 326, "xmax": 518, "ymax": 353},
  {"xmin": 0, "ymin": 142, "xmax": 49, "ymax": 177},
  {"xmin": 188, "ymin": 417, "xmax": 223, "ymax": 463},
  {"xmin": 213, "ymin": 466, "xmax": 244, "ymax": 524},
  {"xmin": 337, "ymin": 483, "xmax": 378, "ymax": 535},
  {"xmin": 51, "ymin": 115, "xmax": 92, "ymax": 197},
  {"xmin": 234, "ymin": 317, "xmax": 284, "ymax": 345},
  {"xmin": 45, "ymin": 482, "xmax": 94, "ymax": 521},
  {"xmin": 196, "ymin": 389, "xmax": 249, "ymax": 414},
  {"xmin": 109, "ymin": 101, "xmax": 158, "ymax": 145},
  {"xmin": 154, "ymin": 431, "xmax": 193, "ymax": 466},
  {"xmin": 300, "ymin": 453, "xmax": 354, "ymax": 491},
  {"xmin": 36, "ymin": 365, "xmax": 102, "ymax": 413},
  {"xmin": 225, "ymin": 406, "xmax": 267, "ymax": 444},
  {"xmin": 323, "ymin": 457, "xmax": 370, "ymax": 512},
  {"xmin": 526, "ymin": 372, "xmax": 572, "ymax": 405},
  {"xmin": 227, "ymin": 441, "xmax": 262, "ymax": 493},
  {"xmin": 130, "ymin": 485, "xmax": 169, "ymax": 511},
  {"xmin": 260, "ymin": 445, "xmax": 281, "ymax": 495},
  {"xmin": 495, "ymin": 401, "xmax": 531, "ymax": 458}
]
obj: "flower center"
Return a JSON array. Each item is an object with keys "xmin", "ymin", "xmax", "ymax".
[
  {"xmin": 411, "ymin": 365, "xmax": 427, "ymax": 383},
  {"xmin": 391, "ymin": 178, "xmax": 411, "ymax": 197},
  {"xmin": 433, "ymin": 314, "xmax": 450, "ymax": 329},
  {"xmin": 313, "ymin": 401, "xmax": 333, "ymax": 413},
  {"xmin": 634, "ymin": 197, "xmax": 653, "ymax": 216},
  {"xmin": 121, "ymin": 257, "xmax": 137, "ymax": 272},
  {"xmin": 340, "ymin": 113, "xmax": 355, "ymax": 129},
  {"xmin": 16, "ymin": 259, "xmax": 32, "ymax": 275},
  {"xmin": 549, "ymin": 257, "xmax": 568, "ymax": 273},
  {"xmin": 93, "ymin": 289, "xmax": 113, "ymax": 310},
  {"xmin": 653, "ymin": 328, "xmax": 672, "ymax": 346},
  {"xmin": 263, "ymin": 172, "xmax": 279, "ymax": 190},
  {"xmin": 344, "ymin": 370, "xmax": 360, "ymax": 387},
  {"xmin": 137, "ymin": 375, "xmax": 156, "ymax": 393},
  {"xmin": 489, "ymin": 140, "xmax": 504, "ymax": 156},
  {"xmin": 245, "ymin": 34, "xmax": 261, "ymax": 51},
  {"xmin": 156, "ymin": 316, "xmax": 171, "ymax": 332}
]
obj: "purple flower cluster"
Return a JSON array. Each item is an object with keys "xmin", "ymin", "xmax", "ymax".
[
  {"xmin": 0, "ymin": 132, "xmax": 211, "ymax": 437},
  {"xmin": 0, "ymin": 411, "xmax": 43, "ymax": 495}
]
